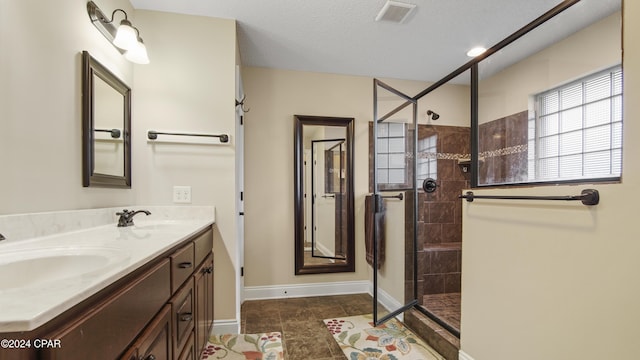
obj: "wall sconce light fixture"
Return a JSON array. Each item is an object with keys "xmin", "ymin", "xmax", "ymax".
[{"xmin": 87, "ymin": 1, "xmax": 149, "ymax": 64}]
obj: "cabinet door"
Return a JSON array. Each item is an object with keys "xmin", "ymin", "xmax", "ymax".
[
  {"xmin": 177, "ymin": 332, "xmax": 196, "ymax": 360},
  {"xmin": 205, "ymin": 255, "xmax": 214, "ymax": 336},
  {"xmin": 194, "ymin": 253, "xmax": 214, "ymax": 356},
  {"xmin": 122, "ymin": 304, "xmax": 173, "ymax": 360}
]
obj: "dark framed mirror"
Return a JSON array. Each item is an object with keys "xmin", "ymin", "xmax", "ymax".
[
  {"xmin": 82, "ymin": 50, "xmax": 131, "ymax": 188},
  {"xmin": 294, "ymin": 115, "xmax": 355, "ymax": 274}
]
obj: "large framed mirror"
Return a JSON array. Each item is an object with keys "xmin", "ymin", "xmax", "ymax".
[
  {"xmin": 294, "ymin": 115, "xmax": 355, "ymax": 274},
  {"xmin": 82, "ymin": 51, "xmax": 131, "ymax": 188}
]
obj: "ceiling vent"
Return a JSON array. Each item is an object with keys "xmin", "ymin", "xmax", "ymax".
[{"xmin": 375, "ymin": 0, "xmax": 416, "ymax": 24}]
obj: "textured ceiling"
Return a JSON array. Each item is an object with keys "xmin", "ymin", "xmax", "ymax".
[{"xmin": 129, "ymin": 0, "xmax": 619, "ymax": 82}]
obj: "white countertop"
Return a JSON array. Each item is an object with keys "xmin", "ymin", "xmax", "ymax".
[{"xmin": 0, "ymin": 218, "xmax": 213, "ymax": 332}]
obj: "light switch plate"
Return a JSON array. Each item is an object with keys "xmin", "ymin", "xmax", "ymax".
[{"xmin": 173, "ymin": 186, "xmax": 192, "ymax": 203}]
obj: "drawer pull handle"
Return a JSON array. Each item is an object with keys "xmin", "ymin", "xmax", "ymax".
[
  {"xmin": 178, "ymin": 262, "xmax": 193, "ymax": 269},
  {"xmin": 144, "ymin": 355, "xmax": 156, "ymax": 360},
  {"xmin": 180, "ymin": 313, "xmax": 193, "ymax": 322}
]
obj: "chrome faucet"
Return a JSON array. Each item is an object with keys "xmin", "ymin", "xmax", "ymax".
[{"xmin": 116, "ymin": 209, "xmax": 151, "ymax": 227}]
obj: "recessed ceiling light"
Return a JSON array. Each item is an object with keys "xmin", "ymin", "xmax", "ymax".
[
  {"xmin": 466, "ymin": 47, "xmax": 487, "ymax": 57},
  {"xmin": 375, "ymin": 0, "xmax": 417, "ymax": 24}
]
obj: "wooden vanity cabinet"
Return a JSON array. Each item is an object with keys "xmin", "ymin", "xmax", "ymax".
[
  {"xmin": 41, "ymin": 259, "xmax": 172, "ymax": 360},
  {"xmin": 133, "ymin": 226, "xmax": 214, "ymax": 359},
  {"xmin": 0, "ymin": 225, "xmax": 215, "ymax": 360}
]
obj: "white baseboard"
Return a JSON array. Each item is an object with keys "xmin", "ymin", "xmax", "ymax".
[
  {"xmin": 244, "ymin": 280, "xmax": 370, "ymax": 300},
  {"xmin": 459, "ymin": 350, "xmax": 475, "ymax": 360},
  {"xmin": 212, "ymin": 319, "xmax": 240, "ymax": 334},
  {"xmin": 370, "ymin": 284, "xmax": 403, "ymax": 320}
]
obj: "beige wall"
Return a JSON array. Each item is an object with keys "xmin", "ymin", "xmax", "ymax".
[
  {"xmin": 0, "ymin": 1, "xmax": 238, "ymax": 323},
  {"xmin": 376, "ymin": 194, "xmax": 406, "ymax": 304},
  {"xmin": 460, "ymin": 3, "xmax": 638, "ymax": 360},
  {"xmin": 242, "ymin": 68, "xmax": 469, "ymax": 302},
  {"xmin": 130, "ymin": 10, "xmax": 238, "ymax": 321},
  {"xmin": 479, "ymin": 12, "xmax": 621, "ymax": 123},
  {"xmin": 0, "ymin": 0, "xmax": 136, "ymax": 214},
  {"xmin": 243, "ymin": 68, "xmax": 373, "ymax": 288}
]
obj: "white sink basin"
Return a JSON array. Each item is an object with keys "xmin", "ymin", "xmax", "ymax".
[
  {"xmin": 0, "ymin": 247, "xmax": 129, "ymax": 290},
  {"xmin": 131, "ymin": 221, "xmax": 193, "ymax": 231}
]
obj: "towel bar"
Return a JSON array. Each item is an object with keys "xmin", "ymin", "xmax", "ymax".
[
  {"xmin": 381, "ymin": 193, "xmax": 403, "ymax": 200},
  {"xmin": 147, "ymin": 130, "xmax": 229, "ymax": 143},
  {"xmin": 459, "ymin": 188, "xmax": 599, "ymax": 206}
]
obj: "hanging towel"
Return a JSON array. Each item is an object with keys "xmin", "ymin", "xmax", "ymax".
[{"xmin": 365, "ymin": 195, "xmax": 385, "ymax": 269}]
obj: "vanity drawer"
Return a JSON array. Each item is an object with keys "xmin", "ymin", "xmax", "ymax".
[
  {"xmin": 171, "ymin": 242, "xmax": 195, "ymax": 294},
  {"xmin": 193, "ymin": 227, "xmax": 213, "ymax": 267},
  {"xmin": 171, "ymin": 278, "xmax": 195, "ymax": 358}
]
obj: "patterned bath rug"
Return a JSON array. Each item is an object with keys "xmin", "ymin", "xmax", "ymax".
[
  {"xmin": 201, "ymin": 332, "xmax": 284, "ymax": 360},
  {"xmin": 324, "ymin": 314, "xmax": 445, "ymax": 360}
]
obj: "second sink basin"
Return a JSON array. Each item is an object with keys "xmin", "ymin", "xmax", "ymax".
[{"xmin": 0, "ymin": 247, "xmax": 129, "ymax": 291}]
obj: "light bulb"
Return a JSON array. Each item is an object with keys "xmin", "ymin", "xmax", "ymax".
[
  {"xmin": 113, "ymin": 20, "xmax": 137, "ymax": 50},
  {"xmin": 125, "ymin": 38, "xmax": 150, "ymax": 64},
  {"xmin": 466, "ymin": 47, "xmax": 487, "ymax": 57}
]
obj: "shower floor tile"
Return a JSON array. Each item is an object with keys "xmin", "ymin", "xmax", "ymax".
[{"xmin": 421, "ymin": 292, "xmax": 461, "ymax": 331}]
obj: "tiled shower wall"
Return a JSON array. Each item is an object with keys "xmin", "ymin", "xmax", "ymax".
[
  {"xmin": 478, "ymin": 110, "xmax": 529, "ymax": 185},
  {"xmin": 400, "ymin": 114, "xmax": 527, "ymax": 298},
  {"xmin": 409, "ymin": 125, "xmax": 471, "ymax": 297}
]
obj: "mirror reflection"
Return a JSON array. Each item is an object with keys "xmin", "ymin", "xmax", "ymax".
[
  {"xmin": 476, "ymin": 1, "xmax": 622, "ymax": 186},
  {"xmin": 310, "ymin": 137, "xmax": 347, "ymax": 261},
  {"xmin": 82, "ymin": 51, "xmax": 131, "ymax": 188},
  {"xmin": 93, "ymin": 76, "xmax": 125, "ymax": 176},
  {"xmin": 294, "ymin": 115, "xmax": 355, "ymax": 274}
]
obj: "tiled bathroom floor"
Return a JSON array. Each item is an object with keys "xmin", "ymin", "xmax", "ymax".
[{"xmin": 241, "ymin": 294, "xmax": 373, "ymax": 360}]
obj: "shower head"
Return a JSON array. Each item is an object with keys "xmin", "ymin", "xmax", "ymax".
[{"xmin": 427, "ymin": 110, "xmax": 440, "ymax": 120}]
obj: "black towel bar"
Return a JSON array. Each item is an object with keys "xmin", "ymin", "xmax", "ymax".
[
  {"xmin": 148, "ymin": 130, "xmax": 229, "ymax": 143},
  {"xmin": 94, "ymin": 128, "xmax": 121, "ymax": 139},
  {"xmin": 459, "ymin": 188, "xmax": 599, "ymax": 206}
]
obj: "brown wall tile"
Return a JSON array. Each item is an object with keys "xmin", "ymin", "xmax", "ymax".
[{"xmin": 424, "ymin": 274, "xmax": 445, "ymax": 295}]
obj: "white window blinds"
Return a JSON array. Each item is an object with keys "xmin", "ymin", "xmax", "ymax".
[{"xmin": 530, "ymin": 66, "xmax": 622, "ymax": 181}]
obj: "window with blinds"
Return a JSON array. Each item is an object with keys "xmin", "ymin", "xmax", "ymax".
[{"xmin": 529, "ymin": 66, "xmax": 623, "ymax": 182}]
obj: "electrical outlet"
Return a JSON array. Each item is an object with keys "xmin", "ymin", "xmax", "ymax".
[{"xmin": 173, "ymin": 186, "xmax": 192, "ymax": 203}]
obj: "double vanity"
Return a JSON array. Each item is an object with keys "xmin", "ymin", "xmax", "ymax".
[{"xmin": 0, "ymin": 206, "xmax": 216, "ymax": 360}]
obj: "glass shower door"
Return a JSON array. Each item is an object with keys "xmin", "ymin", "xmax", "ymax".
[{"xmin": 372, "ymin": 79, "xmax": 418, "ymax": 325}]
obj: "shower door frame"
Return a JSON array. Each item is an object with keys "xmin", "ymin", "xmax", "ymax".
[
  {"xmin": 369, "ymin": 0, "xmax": 584, "ymax": 337},
  {"xmin": 372, "ymin": 78, "xmax": 419, "ymax": 326}
]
